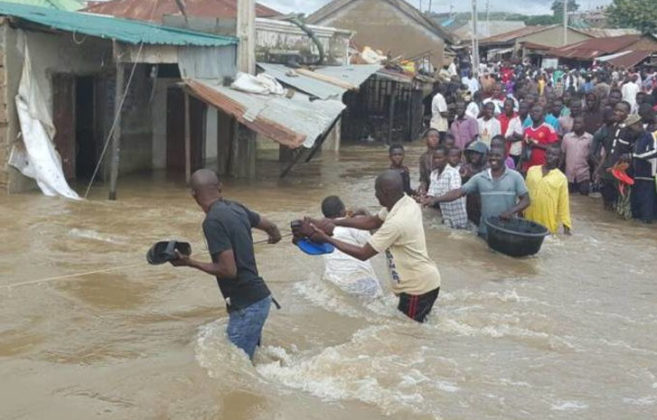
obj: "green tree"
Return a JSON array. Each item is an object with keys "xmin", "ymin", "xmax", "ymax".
[
  {"xmin": 607, "ymin": 0, "xmax": 657, "ymax": 34},
  {"xmin": 551, "ymin": 0, "xmax": 579, "ymax": 22}
]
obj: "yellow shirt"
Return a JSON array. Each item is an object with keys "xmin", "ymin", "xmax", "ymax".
[
  {"xmin": 524, "ymin": 166, "xmax": 572, "ymax": 234},
  {"xmin": 369, "ymin": 195, "xmax": 441, "ymax": 295}
]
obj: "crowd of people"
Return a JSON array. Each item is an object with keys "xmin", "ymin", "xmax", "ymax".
[
  {"xmin": 167, "ymin": 61, "xmax": 657, "ymax": 362},
  {"xmin": 422, "ymin": 59, "xmax": 657, "ymax": 227}
]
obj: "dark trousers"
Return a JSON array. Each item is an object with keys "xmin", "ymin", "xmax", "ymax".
[
  {"xmin": 600, "ymin": 179, "xmax": 618, "ymax": 209},
  {"xmin": 631, "ymin": 179, "xmax": 657, "ymax": 222},
  {"xmin": 569, "ymin": 180, "xmax": 591, "ymax": 196},
  {"xmin": 398, "ymin": 288, "xmax": 440, "ymax": 323}
]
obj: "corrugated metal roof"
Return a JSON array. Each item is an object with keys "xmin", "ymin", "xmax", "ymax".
[
  {"xmin": 313, "ymin": 64, "xmax": 381, "ymax": 87},
  {"xmin": 257, "ymin": 63, "xmax": 346, "ymax": 100},
  {"xmin": 84, "ymin": 0, "xmax": 280, "ymax": 22},
  {"xmin": 185, "ymin": 79, "xmax": 346, "ymax": 148},
  {"xmin": 579, "ymin": 28, "xmax": 641, "ymax": 38},
  {"xmin": 0, "ymin": 1, "xmax": 237, "ymax": 46},
  {"xmin": 550, "ymin": 35, "xmax": 645, "ymax": 60},
  {"xmin": 256, "ymin": 63, "xmax": 381, "ymax": 100},
  {"xmin": 605, "ymin": 51, "xmax": 653, "ymax": 68},
  {"xmin": 2, "ymin": 0, "xmax": 82, "ymax": 11}
]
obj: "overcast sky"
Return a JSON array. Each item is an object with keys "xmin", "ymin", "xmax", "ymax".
[{"xmin": 259, "ymin": 0, "xmax": 613, "ymax": 16}]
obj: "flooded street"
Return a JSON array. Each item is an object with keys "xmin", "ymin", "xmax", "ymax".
[{"xmin": 1, "ymin": 143, "xmax": 656, "ymax": 420}]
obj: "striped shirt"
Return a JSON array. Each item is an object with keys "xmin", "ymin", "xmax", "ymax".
[{"xmin": 428, "ymin": 166, "xmax": 469, "ymax": 229}]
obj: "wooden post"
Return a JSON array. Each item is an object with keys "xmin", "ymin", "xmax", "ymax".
[
  {"xmin": 387, "ymin": 82, "xmax": 397, "ymax": 145},
  {"xmin": 108, "ymin": 62, "xmax": 124, "ymax": 201},
  {"xmin": 236, "ymin": 0, "xmax": 256, "ymax": 74},
  {"xmin": 228, "ymin": 117, "xmax": 240, "ymax": 177},
  {"xmin": 184, "ymin": 92, "xmax": 191, "ymax": 183}
]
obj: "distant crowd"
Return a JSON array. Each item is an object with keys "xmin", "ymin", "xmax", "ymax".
[{"xmin": 393, "ymin": 58, "xmax": 657, "ymax": 231}]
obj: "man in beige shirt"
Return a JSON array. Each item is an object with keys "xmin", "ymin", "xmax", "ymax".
[{"xmin": 307, "ymin": 170, "xmax": 441, "ymax": 323}]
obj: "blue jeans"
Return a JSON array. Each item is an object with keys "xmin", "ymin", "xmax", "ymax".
[{"xmin": 227, "ymin": 296, "xmax": 271, "ymax": 359}]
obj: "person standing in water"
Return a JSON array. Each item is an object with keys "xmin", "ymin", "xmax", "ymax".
[
  {"xmin": 425, "ymin": 145, "xmax": 530, "ymax": 238},
  {"xmin": 524, "ymin": 144, "xmax": 572, "ymax": 235},
  {"xmin": 171, "ymin": 169, "xmax": 281, "ymax": 360},
  {"xmin": 306, "ymin": 170, "xmax": 441, "ymax": 323},
  {"xmin": 388, "ymin": 144, "xmax": 414, "ymax": 196}
]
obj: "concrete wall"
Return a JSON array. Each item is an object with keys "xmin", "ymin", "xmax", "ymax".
[
  {"xmin": 518, "ymin": 27, "xmax": 591, "ymax": 49},
  {"xmin": 312, "ymin": 0, "xmax": 446, "ymax": 68},
  {"xmin": 118, "ymin": 64, "xmax": 153, "ymax": 175},
  {"xmin": 255, "ymin": 18, "xmax": 351, "ymax": 66}
]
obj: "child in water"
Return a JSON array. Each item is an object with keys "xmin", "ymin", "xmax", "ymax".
[
  {"xmin": 389, "ymin": 144, "xmax": 414, "ymax": 195},
  {"xmin": 319, "ymin": 196, "xmax": 383, "ymax": 300},
  {"xmin": 448, "ymin": 147, "xmax": 462, "ymax": 171}
]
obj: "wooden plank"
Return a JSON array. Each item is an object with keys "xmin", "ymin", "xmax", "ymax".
[
  {"xmin": 184, "ymin": 92, "xmax": 191, "ymax": 184},
  {"xmin": 108, "ymin": 62, "xmax": 124, "ymax": 201},
  {"xmin": 295, "ymin": 68, "xmax": 357, "ymax": 90}
]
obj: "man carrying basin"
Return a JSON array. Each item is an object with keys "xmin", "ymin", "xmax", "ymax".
[
  {"xmin": 422, "ymin": 144, "xmax": 531, "ymax": 238},
  {"xmin": 170, "ymin": 169, "xmax": 282, "ymax": 360},
  {"xmin": 302, "ymin": 170, "xmax": 441, "ymax": 323}
]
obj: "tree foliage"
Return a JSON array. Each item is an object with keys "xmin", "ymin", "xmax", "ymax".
[
  {"xmin": 551, "ymin": 0, "xmax": 580, "ymax": 21},
  {"xmin": 607, "ymin": 0, "xmax": 657, "ymax": 34}
]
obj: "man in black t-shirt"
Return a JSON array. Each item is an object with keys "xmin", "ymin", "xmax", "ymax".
[{"xmin": 171, "ymin": 169, "xmax": 281, "ymax": 360}]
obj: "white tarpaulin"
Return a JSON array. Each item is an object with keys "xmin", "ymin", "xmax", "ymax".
[{"xmin": 9, "ymin": 32, "xmax": 79, "ymax": 199}]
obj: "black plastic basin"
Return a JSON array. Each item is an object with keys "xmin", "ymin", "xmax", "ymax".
[{"xmin": 485, "ymin": 217, "xmax": 549, "ymax": 257}]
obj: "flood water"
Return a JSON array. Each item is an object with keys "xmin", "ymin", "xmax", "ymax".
[{"xmin": 1, "ymin": 143, "xmax": 656, "ymax": 419}]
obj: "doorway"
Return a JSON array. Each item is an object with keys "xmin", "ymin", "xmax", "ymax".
[
  {"xmin": 75, "ymin": 76, "xmax": 96, "ymax": 179},
  {"xmin": 52, "ymin": 74, "xmax": 97, "ymax": 181}
]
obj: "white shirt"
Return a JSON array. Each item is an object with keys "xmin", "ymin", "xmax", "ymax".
[
  {"xmin": 323, "ymin": 225, "xmax": 382, "ymax": 299},
  {"xmin": 466, "ymin": 101, "xmax": 480, "ymax": 120},
  {"xmin": 622, "ymin": 81, "xmax": 640, "ymax": 109},
  {"xmin": 477, "ymin": 117, "xmax": 501, "ymax": 147},
  {"xmin": 448, "ymin": 62, "xmax": 457, "ymax": 77},
  {"xmin": 431, "ymin": 92, "xmax": 448, "ymax": 131},
  {"xmin": 483, "ymin": 97, "xmax": 504, "ymax": 116},
  {"xmin": 505, "ymin": 115, "xmax": 525, "ymax": 156},
  {"xmin": 462, "ymin": 76, "xmax": 480, "ymax": 94}
]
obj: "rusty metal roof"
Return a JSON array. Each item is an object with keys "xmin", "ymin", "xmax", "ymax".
[
  {"xmin": 185, "ymin": 79, "xmax": 346, "ymax": 149},
  {"xmin": 0, "ymin": 1, "xmax": 237, "ymax": 46},
  {"xmin": 84, "ymin": 0, "xmax": 280, "ymax": 22},
  {"xmin": 550, "ymin": 35, "xmax": 647, "ymax": 60},
  {"xmin": 598, "ymin": 50, "xmax": 653, "ymax": 69}
]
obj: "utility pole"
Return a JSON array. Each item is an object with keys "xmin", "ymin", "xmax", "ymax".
[
  {"xmin": 471, "ymin": 0, "xmax": 479, "ymax": 75},
  {"xmin": 563, "ymin": 0, "xmax": 568, "ymax": 45},
  {"xmin": 428, "ymin": 0, "xmax": 432, "ymax": 13},
  {"xmin": 485, "ymin": 0, "xmax": 489, "ymax": 37},
  {"xmin": 237, "ymin": 0, "xmax": 256, "ymax": 74}
]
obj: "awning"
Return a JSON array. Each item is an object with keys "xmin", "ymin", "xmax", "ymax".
[
  {"xmin": 256, "ymin": 63, "xmax": 381, "ymax": 100},
  {"xmin": 487, "ymin": 47, "xmax": 514, "ymax": 57},
  {"xmin": 185, "ymin": 79, "xmax": 345, "ymax": 149}
]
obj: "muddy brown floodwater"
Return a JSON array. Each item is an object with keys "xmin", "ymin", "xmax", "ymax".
[{"xmin": 1, "ymin": 143, "xmax": 656, "ymax": 420}]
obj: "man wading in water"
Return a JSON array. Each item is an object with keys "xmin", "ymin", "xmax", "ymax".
[
  {"xmin": 307, "ymin": 170, "xmax": 441, "ymax": 323},
  {"xmin": 171, "ymin": 169, "xmax": 281, "ymax": 360}
]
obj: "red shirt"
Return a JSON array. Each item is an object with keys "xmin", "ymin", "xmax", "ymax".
[
  {"xmin": 498, "ymin": 112, "xmax": 517, "ymax": 154},
  {"xmin": 524, "ymin": 123, "xmax": 559, "ymax": 169}
]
